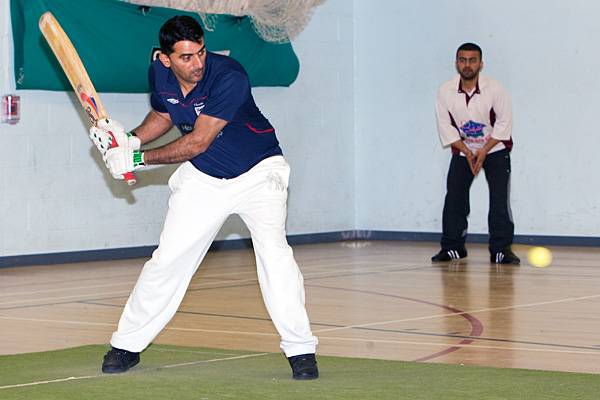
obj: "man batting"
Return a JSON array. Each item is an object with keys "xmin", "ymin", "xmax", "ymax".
[{"xmin": 93, "ymin": 15, "xmax": 319, "ymax": 380}]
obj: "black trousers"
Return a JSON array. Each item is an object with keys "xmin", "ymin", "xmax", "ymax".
[{"xmin": 440, "ymin": 149, "xmax": 514, "ymax": 253}]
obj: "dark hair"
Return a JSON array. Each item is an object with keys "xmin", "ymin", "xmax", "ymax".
[
  {"xmin": 456, "ymin": 42, "xmax": 482, "ymax": 59},
  {"xmin": 159, "ymin": 16, "xmax": 204, "ymax": 55}
]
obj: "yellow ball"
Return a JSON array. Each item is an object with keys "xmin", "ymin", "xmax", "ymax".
[{"xmin": 527, "ymin": 246, "xmax": 552, "ymax": 268}]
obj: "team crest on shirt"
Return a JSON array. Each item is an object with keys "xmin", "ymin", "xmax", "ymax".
[
  {"xmin": 194, "ymin": 103, "xmax": 205, "ymax": 116},
  {"xmin": 459, "ymin": 120, "xmax": 486, "ymax": 138}
]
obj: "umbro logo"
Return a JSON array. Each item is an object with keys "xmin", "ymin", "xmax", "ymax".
[{"xmin": 167, "ymin": 98, "xmax": 179, "ymax": 104}]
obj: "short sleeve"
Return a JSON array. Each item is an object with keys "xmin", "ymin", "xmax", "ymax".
[
  {"xmin": 490, "ymin": 83, "xmax": 512, "ymax": 141},
  {"xmin": 202, "ymin": 70, "xmax": 250, "ymax": 121},
  {"xmin": 148, "ymin": 65, "xmax": 168, "ymax": 113},
  {"xmin": 436, "ymin": 84, "xmax": 461, "ymax": 146}
]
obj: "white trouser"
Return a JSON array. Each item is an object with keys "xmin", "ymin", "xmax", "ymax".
[{"xmin": 110, "ymin": 156, "xmax": 318, "ymax": 357}]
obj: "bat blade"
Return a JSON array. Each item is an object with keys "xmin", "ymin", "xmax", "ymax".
[
  {"xmin": 39, "ymin": 12, "xmax": 136, "ymax": 185},
  {"xmin": 39, "ymin": 12, "xmax": 106, "ymax": 125}
]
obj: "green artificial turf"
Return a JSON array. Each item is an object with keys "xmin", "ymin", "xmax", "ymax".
[{"xmin": 1, "ymin": 344, "xmax": 599, "ymax": 399}]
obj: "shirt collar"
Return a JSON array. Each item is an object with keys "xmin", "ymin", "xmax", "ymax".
[
  {"xmin": 457, "ymin": 78, "xmax": 480, "ymax": 95},
  {"xmin": 456, "ymin": 74, "xmax": 490, "ymax": 93},
  {"xmin": 166, "ymin": 68, "xmax": 178, "ymax": 86}
]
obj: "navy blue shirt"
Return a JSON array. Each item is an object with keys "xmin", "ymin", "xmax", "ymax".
[{"xmin": 149, "ymin": 52, "xmax": 282, "ymax": 178}]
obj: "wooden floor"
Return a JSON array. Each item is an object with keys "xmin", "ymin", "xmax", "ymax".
[{"xmin": 1, "ymin": 241, "xmax": 600, "ymax": 374}]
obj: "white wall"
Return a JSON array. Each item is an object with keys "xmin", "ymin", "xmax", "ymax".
[
  {"xmin": 4, "ymin": 0, "xmax": 600, "ymax": 258},
  {"xmin": 256, "ymin": 0, "xmax": 355, "ymax": 235},
  {"xmin": 356, "ymin": 0, "xmax": 600, "ymax": 237},
  {"xmin": 0, "ymin": 0, "xmax": 355, "ymax": 257}
]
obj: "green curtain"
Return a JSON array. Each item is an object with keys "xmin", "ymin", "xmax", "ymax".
[{"xmin": 11, "ymin": 0, "xmax": 300, "ymax": 92}]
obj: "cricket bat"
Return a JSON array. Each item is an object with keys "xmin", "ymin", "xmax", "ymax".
[{"xmin": 39, "ymin": 12, "xmax": 137, "ymax": 185}]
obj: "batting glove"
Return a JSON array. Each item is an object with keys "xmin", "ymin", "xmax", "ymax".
[
  {"xmin": 89, "ymin": 118, "xmax": 140, "ymax": 156},
  {"xmin": 88, "ymin": 125, "xmax": 113, "ymax": 155},
  {"xmin": 103, "ymin": 145, "xmax": 145, "ymax": 180}
]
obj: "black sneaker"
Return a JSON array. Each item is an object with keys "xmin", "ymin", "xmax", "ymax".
[
  {"xmin": 491, "ymin": 248, "xmax": 520, "ymax": 264},
  {"xmin": 102, "ymin": 347, "xmax": 140, "ymax": 374},
  {"xmin": 431, "ymin": 248, "xmax": 467, "ymax": 262},
  {"xmin": 288, "ymin": 353, "xmax": 318, "ymax": 380}
]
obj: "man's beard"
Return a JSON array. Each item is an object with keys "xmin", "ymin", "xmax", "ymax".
[{"xmin": 459, "ymin": 67, "xmax": 479, "ymax": 80}]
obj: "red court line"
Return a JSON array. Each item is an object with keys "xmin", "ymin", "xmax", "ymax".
[{"xmin": 307, "ymin": 285, "xmax": 484, "ymax": 362}]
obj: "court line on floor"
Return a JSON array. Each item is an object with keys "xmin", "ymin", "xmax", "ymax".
[
  {"xmin": 0, "ymin": 272, "xmax": 142, "ymax": 291},
  {"xmin": 0, "ymin": 261, "xmax": 373, "ymax": 298},
  {"xmin": 315, "ymin": 335, "xmax": 600, "ymax": 356},
  {"xmin": 4, "ymin": 267, "xmax": 598, "ymax": 360},
  {"xmin": 3, "ymin": 285, "xmax": 600, "ymax": 353},
  {"xmin": 2, "ymin": 314, "xmax": 600, "ymax": 358},
  {"xmin": 0, "ymin": 315, "xmax": 280, "ymax": 338},
  {"xmin": 7, "ymin": 299, "xmax": 598, "ymax": 354},
  {"xmin": 75, "ymin": 301, "xmax": 600, "ymax": 352},
  {"xmin": 0, "ymin": 262, "xmax": 415, "ymax": 307},
  {"xmin": 305, "ymin": 284, "xmax": 483, "ymax": 362},
  {"xmin": 310, "ymin": 289, "xmax": 600, "ymax": 334},
  {"xmin": 0, "ymin": 375, "xmax": 99, "ymax": 390},
  {"xmin": 0, "ymin": 351, "xmax": 269, "ymax": 390}
]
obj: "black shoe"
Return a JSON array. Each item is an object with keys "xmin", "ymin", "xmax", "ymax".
[
  {"xmin": 491, "ymin": 248, "xmax": 520, "ymax": 264},
  {"xmin": 431, "ymin": 248, "xmax": 467, "ymax": 262},
  {"xmin": 102, "ymin": 347, "xmax": 140, "ymax": 374},
  {"xmin": 288, "ymin": 353, "xmax": 318, "ymax": 380}
]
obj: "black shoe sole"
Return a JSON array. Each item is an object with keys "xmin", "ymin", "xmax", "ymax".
[
  {"xmin": 102, "ymin": 358, "xmax": 139, "ymax": 374},
  {"xmin": 293, "ymin": 373, "xmax": 319, "ymax": 380},
  {"xmin": 432, "ymin": 256, "xmax": 467, "ymax": 263}
]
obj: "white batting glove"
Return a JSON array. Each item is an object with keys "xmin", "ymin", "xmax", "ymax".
[
  {"xmin": 89, "ymin": 118, "xmax": 140, "ymax": 156},
  {"xmin": 103, "ymin": 146, "xmax": 145, "ymax": 180},
  {"xmin": 97, "ymin": 118, "xmax": 141, "ymax": 150},
  {"xmin": 88, "ymin": 125, "xmax": 113, "ymax": 155}
]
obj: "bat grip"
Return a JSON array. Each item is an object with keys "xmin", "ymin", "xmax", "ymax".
[{"xmin": 124, "ymin": 171, "xmax": 137, "ymax": 185}]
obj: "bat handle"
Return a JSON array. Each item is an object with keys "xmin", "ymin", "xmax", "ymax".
[{"xmin": 124, "ymin": 172, "xmax": 137, "ymax": 185}]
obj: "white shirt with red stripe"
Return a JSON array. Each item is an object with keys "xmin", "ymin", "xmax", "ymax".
[{"xmin": 436, "ymin": 74, "xmax": 512, "ymax": 155}]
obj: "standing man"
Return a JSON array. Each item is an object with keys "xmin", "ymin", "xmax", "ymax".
[
  {"xmin": 93, "ymin": 15, "xmax": 318, "ymax": 380},
  {"xmin": 432, "ymin": 42, "xmax": 519, "ymax": 264}
]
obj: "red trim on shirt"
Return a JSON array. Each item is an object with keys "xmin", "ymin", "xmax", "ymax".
[
  {"xmin": 490, "ymin": 108, "xmax": 513, "ymax": 152},
  {"xmin": 246, "ymin": 123, "xmax": 274, "ymax": 134},
  {"xmin": 449, "ymin": 112, "xmax": 462, "ymax": 155}
]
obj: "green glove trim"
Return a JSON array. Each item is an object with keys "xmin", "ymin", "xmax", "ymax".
[{"xmin": 133, "ymin": 150, "xmax": 145, "ymax": 167}]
